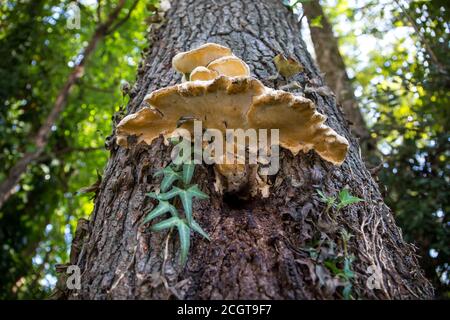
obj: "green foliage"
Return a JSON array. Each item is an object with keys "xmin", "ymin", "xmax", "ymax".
[
  {"xmin": 144, "ymin": 158, "xmax": 210, "ymax": 266},
  {"xmin": 0, "ymin": 0, "xmax": 153, "ymax": 298},
  {"xmin": 154, "ymin": 166, "xmax": 182, "ymax": 192},
  {"xmin": 317, "ymin": 188, "xmax": 364, "ymax": 213},
  {"xmin": 306, "ymin": 229, "xmax": 356, "ymax": 300},
  {"xmin": 336, "ymin": 189, "xmax": 364, "ymax": 211},
  {"xmin": 316, "ymin": 189, "xmax": 336, "ymax": 212},
  {"xmin": 142, "ymin": 201, "xmax": 178, "ymax": 224},
  {"xmin": 322, "ymin": 0, "xmax": 449, "ymax": 295},
  {"xmin": 324, "ymin": 255, "xmax": 355, "ymax": 299}
]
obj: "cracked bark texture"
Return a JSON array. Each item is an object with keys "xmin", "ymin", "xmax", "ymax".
[{"xmin": 67, "ymin": 0, "xmax": 433, "ymax": 299}]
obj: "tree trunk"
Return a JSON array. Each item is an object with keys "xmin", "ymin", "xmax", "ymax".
[
  {"xmin": 302, "ymin": 0, "xmax": 377, "ymax": 162},
  {"xmin": 67, "ymin": 0, "xmax": 432, "ymax": 299}
]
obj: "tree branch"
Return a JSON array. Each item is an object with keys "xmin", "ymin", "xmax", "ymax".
[
  {"xmin": 105, "ymin": 0, "xmax": 140, "ymax": 35},
  {"xmin": 96, "ymin": 0, "xmax": 103, "ymax": 23}
]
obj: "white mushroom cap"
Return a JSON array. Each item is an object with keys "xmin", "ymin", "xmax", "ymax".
[
  {"xmin": 172, "ymin": 43, "xmax": 232, "ymax": 74},
  {"xmin": 190, "ymin": 66, "xmax": 218, "ymax": 81},
  {"xmin": 207, "ymin": 56, "xmax": 250, "ymax": 78}
]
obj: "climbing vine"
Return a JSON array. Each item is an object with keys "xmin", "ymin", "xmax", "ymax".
[{"xmin": 142, "ymin": 144, "xmax": 210, "ymax": 266}]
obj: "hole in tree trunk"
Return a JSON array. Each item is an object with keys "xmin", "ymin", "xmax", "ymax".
[{"xmin": 223, "ymin": 192, "xmax": 255, "ymax": 210}]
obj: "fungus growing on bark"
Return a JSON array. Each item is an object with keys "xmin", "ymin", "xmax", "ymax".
[
  {"xmin": 206, "ymin": 56, "xmax": 250, "ymax": 78},
  {"xmin": 116, "ymin": 107, "xmax": 163, "ymax": 147},
  {"xmin": 116, "ymin": 76, "xmax": 266, "ymax": 147},
  {"xmin": 116, "ymin": 43, "xmax": 349, "ymax": 188},
  {"xmin": 247, "ymin": 89, "xmax": 348, "ymax": 165},
  {"xmin": 172, "ymin": 43, "xmax": 232, "ymax": 74}
]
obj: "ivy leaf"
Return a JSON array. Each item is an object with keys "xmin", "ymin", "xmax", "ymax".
[
  {"xmin": 177, "ymin": 220, "xmax": 191, "ymax": 266},
  {"xmin": 342, "ymin": 284, "xmax": 352, "ymax": 300},
  {"xmin": 142, "ymin": 200, "xmax": 178, "ymax": 224},
  {"xmin": 182, "ymin": 162, "xmax": 195, "ymax": 185},
  {"xmin": 150, "ymin": 216, "xmax": 180, "ymax": 232},
  {"xmin": 324, "ymin": 260, "xmax": 341, "ymax": 276},
  {"xmin": 154, "ymin": 166, "xmax": 182, "ymax": 192},
  {"xmin": 172, "ymin": 185, "xmax": 209, "ymax": 225},
  {"xmin": 147, "ymin": 188, "xmax": 180, "ymax": 201},
  {"xmin": 316, "ymin": 189, "xmax": 327, "ymax": 201},
  {"xmin": 273, "ymin": 53, "xmax": 303, "ymax": 78},
  {"xmin": 191, "ymin": 220, "xmax": 210, "ymax": 241},
  {"xmin": 316, "ymin": 189, "xmax": 336, "ymax": 207},
  {"xmin": 338, "ymin": 189, "xmax": 364, "ymax": 209},
  {"xmin": 186, "ymin": 184, "xmax": 209, "ymax": 199},
  {"xmin": 343, "ymin": 256, "xmax": 355, "ymax": 280},
  {"xmin": 310, "ymin": 15, "xmax": 323, "ymax": 28}
]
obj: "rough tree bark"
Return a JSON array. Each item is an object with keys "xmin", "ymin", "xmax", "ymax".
[
  {"xmin": 66, "ymin": 0, "xmax": 432, "ymax": 299},
  {"xmin": 302, "ymin": 0, "xmax": 377, "ymax": 162}
]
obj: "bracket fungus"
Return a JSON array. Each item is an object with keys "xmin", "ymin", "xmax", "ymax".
[
  {"xmin": 116, "ymin": 43, "xmax": 349, "ymax": 194},
  {"xmin": 172, "ymin": 43, "xmax": 232, "ymax": 74},
  {"xmin": 206, "ymin": 56, "xmax": 250, "ymax": 78},
  {"xmin": 247, "ymin": 89, "xmax": 348, "ymax": 165},
  {"xmin": 190, "ymin": 66, "xmax": 218, "ymax": 82}
]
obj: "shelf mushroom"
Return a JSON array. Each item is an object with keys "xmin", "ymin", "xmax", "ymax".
[
  {"xmin": 247, "ymin": 89, "xmax": 348, "ymax": 165},
  {"xmin": 116, "ymin": 43, "xmax": 349, "ymax": 193},
  {"xmin": 172, "ymin": 42, "xmax": 251, "ymax": 81}
]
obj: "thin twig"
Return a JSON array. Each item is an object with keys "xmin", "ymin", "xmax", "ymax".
[{"xmin": 106, "ymin": 0, "xmax": 140, "ymax": 35}]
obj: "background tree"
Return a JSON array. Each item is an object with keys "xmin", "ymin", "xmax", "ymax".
[
  {"xmin": 62, "ymin": 0, "xmax": 432, "ymax": 299},
  {"xmin": 320, "ymin": 0, "xmax": 449, "ymax": 297},
  {"xmin": 301, "ymin": 0, "xmax": 377, "ymax": 164}
]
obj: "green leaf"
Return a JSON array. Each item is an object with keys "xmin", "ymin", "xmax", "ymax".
[
  {"xmin": 150, "ymin": 216, "xmax": 181, "ymax": 232},
  {"xmin": 174, "ymin": 187, "xmax": 193, "ymax": 225},
  {"xmin": 172, "ymin": 185, "xmax": 208, "ymax": 225},
  {"xmin": 316, "ymin": 189, "xmax": 336, "ymax": 207},
  {"xmin": 343, "ymin": 257, "xmax": 355, "ymax": 279},
  {"xmin": 191, "ymin": 220, "xmax": 210, "ymax": 241},
  {"xmin": 153, "ymin": 168, "xmax": 164, "ymax": 177},
  {"xmin": 147, "ymin": 192, "xmax": 159, "ymax": 199},
  {"xmin": 148, "ymin": 188, "xmax": 180, "ymax": 201},
  {"xmin": 154, "ymin": 166, "xmax": 181, "ymax": 192},
  {"xmin": 177, "ymin": 220, "xmax": 191, "ymax": 266},
  {"xmin": 182, "ymin": 162, "xmax": 195, "ymax": 185},
  {"xmin": 316, "ymin": 189, "xmax": 326, "ymax": 200},
  {"xmin": 338, "ymin": 189, "xmax": 364, "ymax": 208},
  {"xmin": 342, "ymin": 284, "xmax": 352, "ymax": 300},
  {"xmin": 142, "ymin": 200, "xmax": 178, "ymax": 224},
  {"xmin": 187, "ymin": 185, "xmax": 209, "ymax": 199},
  {"xmin": 324, "ymin": 260, "xmax": 341, "ymax": 276}
]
